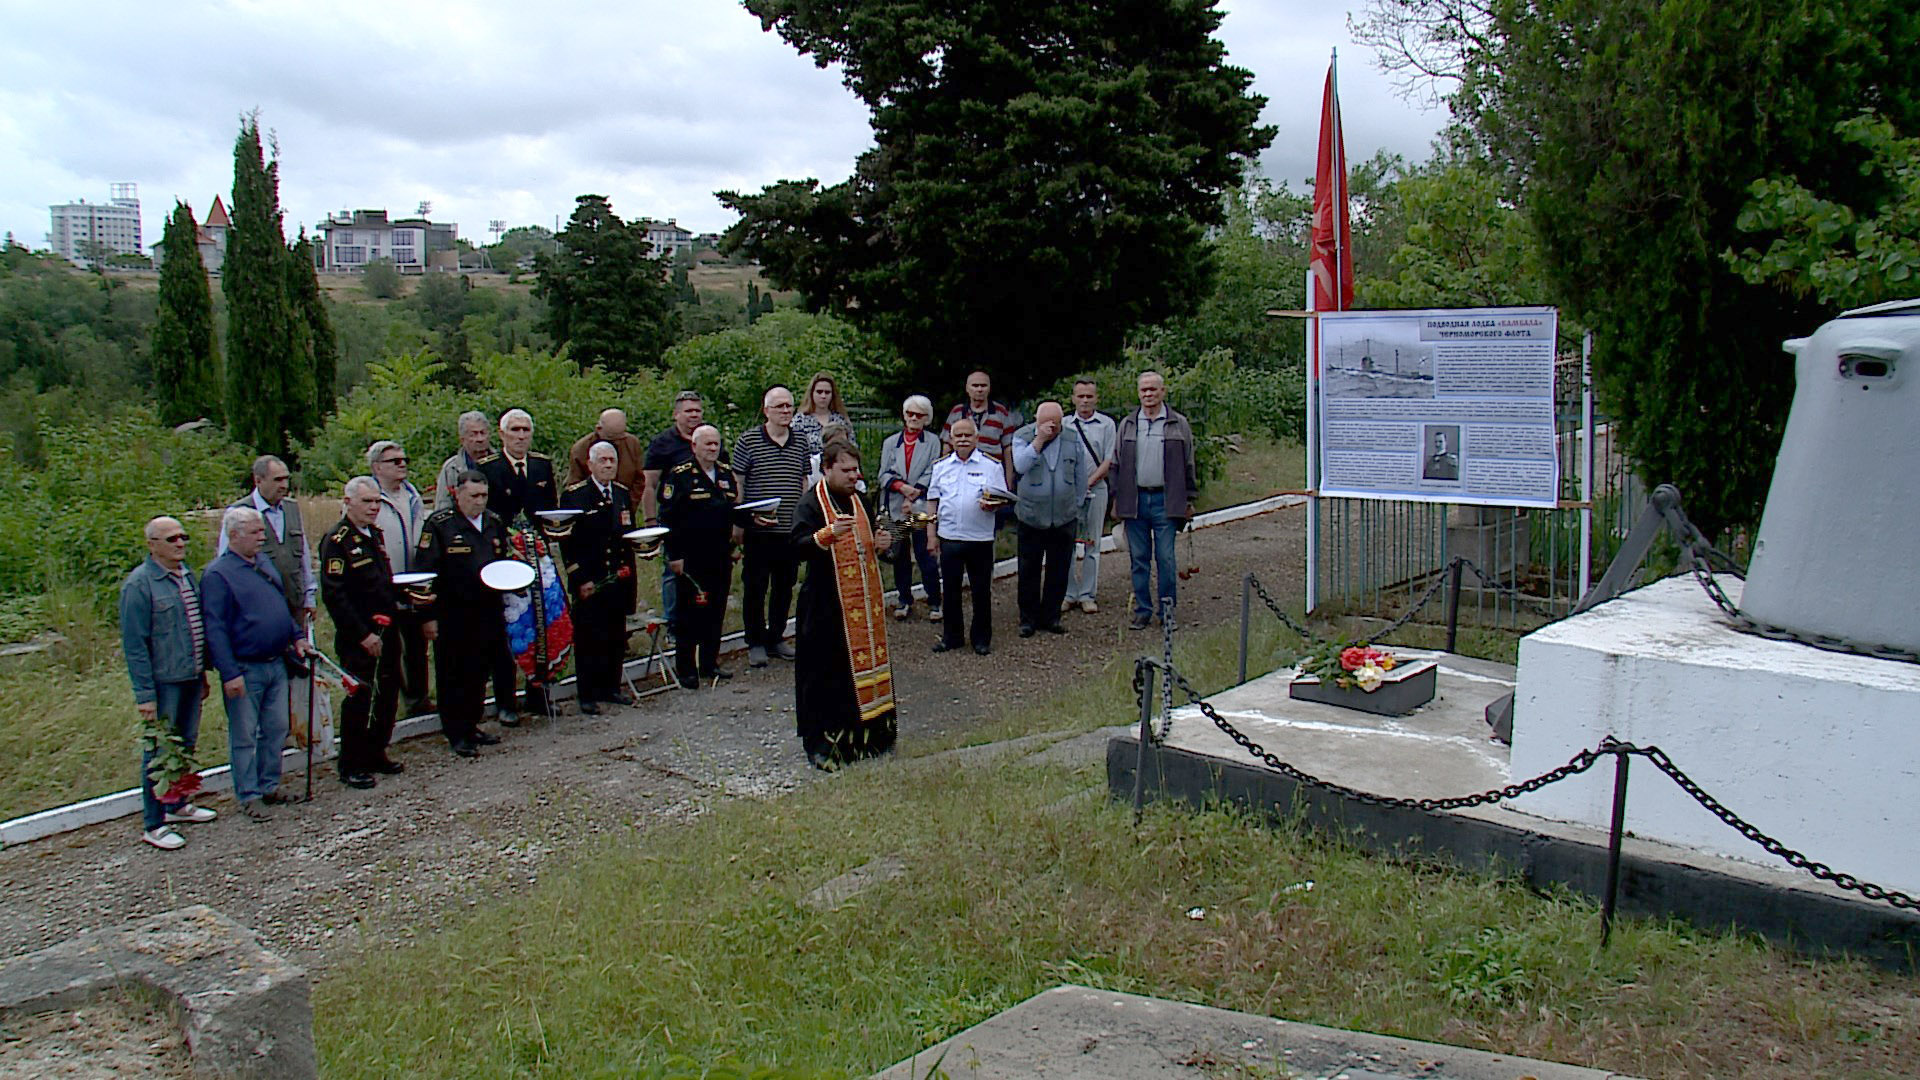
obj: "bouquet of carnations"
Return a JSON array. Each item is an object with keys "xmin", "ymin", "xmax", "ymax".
[
  {"xmin": 141, "ymin": 719, "xmax": 201, "ymax": 802},
  {"xmin": 1296, "ymin": 639, "xmax": 1400, "ymax": 692}
]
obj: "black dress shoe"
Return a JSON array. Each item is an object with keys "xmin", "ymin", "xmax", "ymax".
[
  {"xmin": 1019, "ymin": 624, "xmax": 1036, "ymax": 638},
  {"xmin": 932, "ymin": 640, "xmax": 958, "ymax": 653},
  {"xmin": 472, "ymin": 731, "xmax": 502, "ymax": 746},
  {"xmin": 1042, "ymin": 622, "xmax": 1067, "ymax": 635},
  {"xmin": 496, "ymin": 710, "xmax": 521, "ymax": 728},
  {"xmin": 973, "ymin": 643, "xmax": 992, "ymax": 656},
  {"xmin": 452, "ymin": 741, "xmax": 479, "ymax": 758},
  {"xmin": 703, "ymin": 668, "xmax": 734, "ymax": 681},
  {"xmin": 676, "ymin": 673, "xmax": 699, "ymax": 690},
  {"xmin": 373, "ymin": 759, "xmax": 406, "ymax": 775},
  {"xmin": 610, "ymin": 690, "xmax": 636, "ymax": 706},
  {"xmin": 578, "ymin": 701, "xmax": 604, "ymax": 716},
  {"xmin": 339, "ymin": 772, "xmax": 376, "ymax": 790}
]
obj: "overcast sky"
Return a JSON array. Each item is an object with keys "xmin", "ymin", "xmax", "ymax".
[{"xmin": 0, "ymin": 0, "xmax": 1448, "ymax": 251}]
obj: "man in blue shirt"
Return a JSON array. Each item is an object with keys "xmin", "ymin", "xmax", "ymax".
[{"xmin": 203, "ymin": 506, "xmax": 312, "ymax": 820}]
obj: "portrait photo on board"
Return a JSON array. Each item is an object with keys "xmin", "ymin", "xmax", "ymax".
[{"xmin": 1421, "ymin": 424, "xmax": 1461, "ymax": 482}]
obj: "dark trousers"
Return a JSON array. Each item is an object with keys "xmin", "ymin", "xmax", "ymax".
[
  {"xmin": 397, "ymin": 612, "xmax": 431, "ymax": 708},
  {"xmin": 492, "ymin": 637, "xmax": 522, "ymax": 715},
  {"xmin": 673, "ymin": 559, "xmax": 733, "ymax": 679},
  {"xmin": 439, "ymin": 623, "xmax": 503, "ymax": 747},
  {"xmin": 1016, "ymin": 521, "xmax": 1074, "ymax": 629},
  {"xmin": 892, "ymin": 528, "xmax": 939, "ymax": 607},
  {"xmin": 939, "ymin": 538, "xmax": 996, "ymax": 648},
  {"xmin": 338, "ymin": 626, "xmax": 403, "ymax": 774},
  {"xmin": 741, "ymin": 532, "xmax": 798, "ymax": 648},
  {"xmin": 573, "ymin": 590, "xmax": 627, "ymax": 703}
]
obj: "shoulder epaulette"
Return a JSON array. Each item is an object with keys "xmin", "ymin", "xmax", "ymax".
[
  {"xmin": 427, "ymin": 507, "xmax": 457, "ymax": 523},
  {"xmin": 528, "ymin": 450, "xmax": 551, "ymax": 461},
  {"xmin": 668, "ymin": 460, "xmax": 696, "ymax": 474},
  {"xmin": 326, "ymin": 520, "xmax": 352, "ymax": 540},
  {"xmin": 475, "ymin": 452, "xmax": 501, "ymax": 466},
  {"xmin": 564, "ymin": 479, "xmax": 592, "ymax": 492}
]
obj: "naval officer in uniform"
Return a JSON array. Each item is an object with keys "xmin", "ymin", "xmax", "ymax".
[
  {"xmin": 320, "ymin": 476, "xmax": 405, "ymax": 787},
  {"xmin": 415, "ymin": 471, "xmax": 511, "ymax": 757},
  {"xmin": 560, "ymin": 441, "xmax": 637, "ymax": 713},
  {"xmin": 657, "ymin": 424, "xmax": 740, "ymax": 689}
]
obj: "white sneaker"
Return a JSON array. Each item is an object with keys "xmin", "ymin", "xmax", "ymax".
[
  {"xmin": 164, "ymin": 805, "xmax": 217, "ymax": 825},
  {"xmin": 142, "ymin": 826, "xmax": 185, "ymax": 851}
]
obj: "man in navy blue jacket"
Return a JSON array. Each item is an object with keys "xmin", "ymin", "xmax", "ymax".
[{"xmin": 203, "ymin": 506, "xmax": 312, "ymax": 820}]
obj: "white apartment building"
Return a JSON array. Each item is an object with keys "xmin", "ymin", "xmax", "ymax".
[
  {"xmin": 49, "ymin": 183, "xmax": 142, "ymax": 267},
  {"xmin": 315, "ymin": 209, "xmax": 459, "ymax": 272}
]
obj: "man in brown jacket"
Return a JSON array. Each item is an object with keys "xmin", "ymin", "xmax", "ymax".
[{"xmin": 566, "ymin": 408, "xmax": 646, "ymax": 498}]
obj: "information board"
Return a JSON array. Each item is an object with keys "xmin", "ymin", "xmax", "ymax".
[{"xmin": 1315, "ymin": 306, "xmax": 1560, "ymax": 508}]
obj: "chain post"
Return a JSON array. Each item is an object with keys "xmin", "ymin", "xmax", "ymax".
[
  {"xmin": 1132, "ymin": 659, "xmax": 1156, "ymax": 825},
  {"xmin": 1600, "ymin": 746, "xmax": 1630, "ymax": 947},
  {"xmin": 1444, "ymin": 557, "xmax": 1464, "ymax": 653},
  {"xmin": 1238, "ymin": 573, "xmax": 1252, "ymax": 685}
]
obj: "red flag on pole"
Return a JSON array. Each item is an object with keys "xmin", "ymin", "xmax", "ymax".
[{"xmin": 1309, "ymin": 58, "xmax": 1352, "ymax": 316}]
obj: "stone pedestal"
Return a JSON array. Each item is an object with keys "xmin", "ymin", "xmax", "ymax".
[
  {"xmin": 0, "ymin": 905, "xmax": 314, "ymax": 1079},
  {"xmin": 1509, "ymin": 576, "xmax": 1920, "ymax": 896}
]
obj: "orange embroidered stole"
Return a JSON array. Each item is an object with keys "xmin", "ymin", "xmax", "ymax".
[{"xmin": 813, "ymin": 480, "xmax": 894, "ymax": 720}]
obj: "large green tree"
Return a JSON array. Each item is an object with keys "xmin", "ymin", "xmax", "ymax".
[
  {"xmin": 719, "ymin": 0, "xmax": 1272, "ymax": 400},
  {"xmin": 149, "ymin": 202, "xmax": 223, "ymax": 426},
  {"xmin": 287, "ymin": 229, "xmax": 338, "ymax": 420},
  {"xmin": 222, "ymin": 114, "xmax": 315, "ymax": 453},
  {"xmin": 534, "ymin": 195, "xmax": 675, "ymax": 374},
  {"xmin": 1444, "ymin": 0, "xmax": 1920, "ymax": 535}
]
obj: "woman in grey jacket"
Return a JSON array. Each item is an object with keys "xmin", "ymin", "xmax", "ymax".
[{"xmin": 876, "ymin": 394, "xmax": 943, "ymax": 620}]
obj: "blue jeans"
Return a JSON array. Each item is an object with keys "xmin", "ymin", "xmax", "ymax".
[
  {"xmin": 892, "ymin": 528, "xmax": 940, "ymax": 607},
  {"xmin": 1125, "ymin": 490, "xmax": 1180, "ymax": 621},
  {"xmin": 225, "ymin": 658, "xmax": 289, "ymax": 804},
  {"xmin": 141, "ymin": 679, "xmax": 204, "ymax": 830}
]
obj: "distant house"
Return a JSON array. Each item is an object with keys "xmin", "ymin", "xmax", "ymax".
[
  {"xmin": 314, "ymin": 209, "xmax": 459, "ymax": 272},
  {"xmin": 150, "ymin": 195, "xmax": 230, "ymax": 274},
  {"xmin": 641, "ymin": 219, "xmax": 694, "ymax": 259}
]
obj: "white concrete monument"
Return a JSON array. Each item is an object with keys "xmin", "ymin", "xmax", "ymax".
[{"xmin": 1508, "ymin": 301, "xmax": 1920, "ymax": 895}]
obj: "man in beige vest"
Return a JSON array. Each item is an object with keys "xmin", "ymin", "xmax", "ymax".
[{"xmin": 220, "ymin": 455, "xmax": 316, "ymax": 766}]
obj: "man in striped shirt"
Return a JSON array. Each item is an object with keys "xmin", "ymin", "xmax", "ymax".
[
  {"xmin": 121, "ymin": 516, "xmax": 217, "ymax": 850},
  {"xmin": 732, "ymin": 386, "xmax": 812, "ymax": 666}
]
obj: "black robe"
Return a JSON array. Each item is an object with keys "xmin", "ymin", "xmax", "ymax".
[{"xmin": 791, "ymin": 487, "xmax": 898, "ymax": 764}]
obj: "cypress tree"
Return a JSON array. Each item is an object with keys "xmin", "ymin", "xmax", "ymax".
[
  {"xmin": 151, "ymin": 201, "xmax": 223, "ymax": 426},
  {"xmin": 222, "ymin": 113, "xmax": 311, "ymax": 453},
  {"xmin": 288, "ymin": 228, "xmax": 338, "ymax": 421}
]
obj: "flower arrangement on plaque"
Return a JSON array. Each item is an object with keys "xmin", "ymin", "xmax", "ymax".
[{"xmin": 1290, "ymin": 639, "xmax": 1437, "ymax": 716}]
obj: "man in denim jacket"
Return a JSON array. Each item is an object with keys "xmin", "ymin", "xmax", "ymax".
[{"xmin": 120, "ymin": 516, "xmax": 216, "ymax": 850}]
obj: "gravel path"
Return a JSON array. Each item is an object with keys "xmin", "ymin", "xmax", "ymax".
[{"xmin": 0, "ymin": 506, "xmax": 1304, "ymax": 972}]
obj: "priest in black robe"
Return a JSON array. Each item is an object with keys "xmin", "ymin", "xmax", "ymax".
[{"xmin": 790, "ymin": 437, "xmax": 898, "ymax": 768}]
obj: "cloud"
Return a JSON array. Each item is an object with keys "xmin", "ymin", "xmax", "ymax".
[{"xmin": 0, "ymin": 0, "xmax": 1444, "ymax": 248}]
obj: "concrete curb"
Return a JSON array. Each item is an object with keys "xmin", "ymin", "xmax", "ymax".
[{"xmin": 0, "ymin": 493, "xmax": 1307, "ymax": 848}]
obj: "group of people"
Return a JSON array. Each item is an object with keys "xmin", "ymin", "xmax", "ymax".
[{"xmin": 119, "ymin": 367, "xmax": 1198, "ymax": 848}]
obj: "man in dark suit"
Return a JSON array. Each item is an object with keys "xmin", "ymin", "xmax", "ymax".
[
  {"xmin": 560, "ymin": 441, "xmax": 637, "ymax": 713},
  {"xmin": 414, "ymin": 471, "xmax": 511, "ymax": 758},
  {"xmin": 478, "ymin": 407, "xmax": 557, "ymax": 529},
  {"xmin": 477, "ymin": 406, "xmax": 557, "ymax": 716}
]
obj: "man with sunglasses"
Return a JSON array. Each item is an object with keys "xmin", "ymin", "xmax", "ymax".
[
  {"xmin": 369, "ymin": 440, "xmax": 433, "ymax": 718},
  {"xmin": 121, "ymin": 516, "xmax": 217, "ymax": 850},
  {"xmin": 732, "ymin": 386, "xmax": 810, "ymax": 666}
]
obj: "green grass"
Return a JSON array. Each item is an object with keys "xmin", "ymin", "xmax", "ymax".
[{"xmin": 311, "ymin": 618, "xmax": 1919, "ymax": 1079}]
